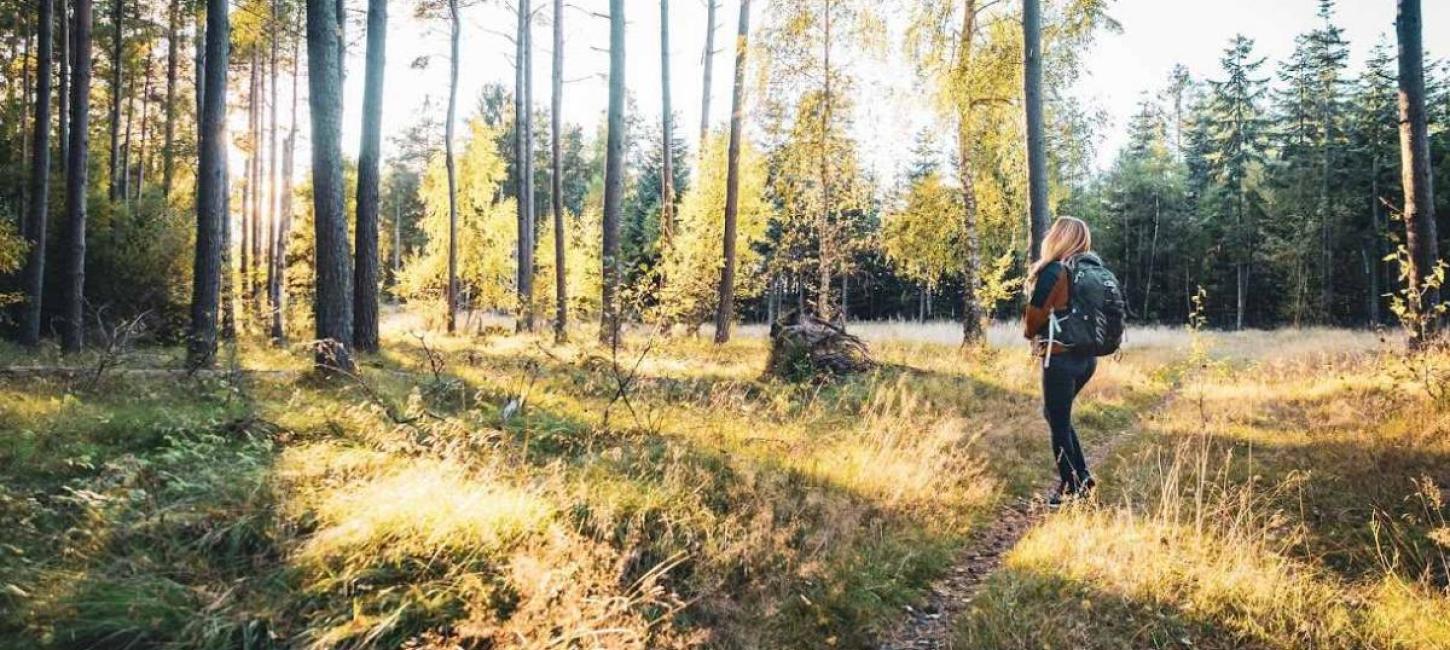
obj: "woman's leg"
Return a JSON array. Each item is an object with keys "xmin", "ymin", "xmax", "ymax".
[
  {"xmin": 1042, "ymin": 356, "xmax": 1086, "ymax": 491},
  {"xmin": 1063, "ymin": 357, "xmax": 1098, "ymax": 486}
]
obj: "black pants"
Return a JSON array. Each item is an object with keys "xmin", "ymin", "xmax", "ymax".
[{"xmin": 1042, "ymin": 353, "xmax": 1097, "ymax": 492}]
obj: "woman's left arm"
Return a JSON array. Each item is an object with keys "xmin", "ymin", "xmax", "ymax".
[{"xmin": 1023, "ymin": 263, "xmax": 1067, "ymax": 339}]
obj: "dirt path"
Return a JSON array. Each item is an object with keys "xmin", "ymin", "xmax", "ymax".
[
  {"xmin": 876, "ymin": 395, "xmax": 1164, "ymax": 649},
  {"xmin": 875, "ymin": 494, "xmax": 1044, "ymax": 649}
]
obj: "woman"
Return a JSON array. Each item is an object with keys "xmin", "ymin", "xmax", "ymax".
[{"xmin": 1023, "ymin": 216, "xmax": 1100, "ymax": 505}]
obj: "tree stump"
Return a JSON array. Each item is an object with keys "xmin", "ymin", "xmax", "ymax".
[{"xmin": 765, "ymin": 311, "xmax": 874, "ymax": 381}]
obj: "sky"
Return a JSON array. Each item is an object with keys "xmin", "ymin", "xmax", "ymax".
[
  {"xmin": 1080, "ymin": 0, "xmax": 1449, "ymax": 162},
  {"xmin": 324, "ymin": 0, "xmax": 1449, "ymax": 181}
]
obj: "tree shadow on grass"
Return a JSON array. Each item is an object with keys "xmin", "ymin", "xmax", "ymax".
[
  {"xmin": 955, "ymin": 564, "xmax": 1331, "ymax": 650},
  {"xmin": 351, "ymin": 343, "xmax": 1032, "ymax": 648},
  {"xmin": 0, "ymin": 375, "xmax": 291, "ymax": 649},
  {"xmin": 1185, "ymin": 428, "xmax": 1450, "ymax": 586},
  {"xmin": 299, "ymin": 336, "xmax": 1188, "ymax": 647}
]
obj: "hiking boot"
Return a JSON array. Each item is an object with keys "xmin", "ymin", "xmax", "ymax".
[{"xmin": 1046, "ymin": 483, "xmax": 1073, "ymax": 508}]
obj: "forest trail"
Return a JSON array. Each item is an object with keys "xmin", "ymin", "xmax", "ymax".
[{"xmin": 877, "ymin": 381, "xmax": 1173, "ymax": 650}]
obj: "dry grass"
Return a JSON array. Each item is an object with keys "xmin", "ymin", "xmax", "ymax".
[
  {"xmin": 2, "ymin": 319, "xmax": 1441, "ymax": 649},
  {"xmin": 956, "ymin": 327, "xmax": 1449, "ymax": 649}
]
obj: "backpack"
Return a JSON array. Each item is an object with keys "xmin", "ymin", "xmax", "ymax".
[{"xmin": 1054, "ymin": 252, "xmax": 1126, "ymax": 357}]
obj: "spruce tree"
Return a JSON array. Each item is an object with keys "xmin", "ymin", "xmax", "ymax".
[{"xmin": 1206, "ymin": 35, "xmax": 1269, "ymax": 330}]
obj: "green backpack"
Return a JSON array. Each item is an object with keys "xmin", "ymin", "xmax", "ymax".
[{"xmin": 1053, "ymin": 252, "xmax": 1126, "ymax": 357}]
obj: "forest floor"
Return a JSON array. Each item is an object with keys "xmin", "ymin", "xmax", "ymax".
[{"xmin": 0, "ymin": 317, "xmax": 1447, "ymax": 649}]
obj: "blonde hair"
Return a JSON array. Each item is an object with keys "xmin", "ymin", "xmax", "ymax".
[{"xmin": 1029, "ymin": 216, "xmax": 1092, "ymax": 281}]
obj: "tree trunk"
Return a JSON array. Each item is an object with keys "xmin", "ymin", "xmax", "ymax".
[
  {"xmin": 353, "ymin": 0, "xmax": 386, "ymax": 352},
  {"xmin": 766, "ymin": 274, "xmax": 777, "ymax": 325},
  {"xmin": 1396, "ymin": 0, "xmax": 1440, "ymax": 345},
  {"xmin": 120, "ymin": 55, "xmax": 135, "ymax": 202},
  {"xmin": 193, "ymin": 2, "xmax": 202, "ymax": 127},
  {"xmin": 187, "ymin": 0, "xmax": 228, "ymax": 367},
  {"xmin": 61, "ymin": 0, "xmax": 93, "ymax": 353},
  {"xmin": 1145, "ymin": 192, "xmax": 1160, "ymax": 320},
  {"xmin": 1318, "ymin": 115, "xmax": 1332, "ymax": 321},
  {"xmin": 956, "ymin": 0, "xmax": 983, "ymax": 344},
  {"xmin": 210, "ymin": 8, "xmax": 232, "ymax": 342},
  {"xmin": 713, "ymin": 0, "xmax": 749, "ymax": 344},
  {"xmin": 1235, "ymin": 182, "xmax": 1246, "ymax": 330},
  {"xmin": 658, "ymin": 0, "xmax": 675, "ymax": 244},
  {"xmin": 161, "ymin": 0, "xmax": 178, "ymax": 194},
  {"xmin": 444, "ymin": 0, "xmax": 459, "ymax": 333},
  {"xmin": 107, "ymin": 0, "xmax": 122, "ymax": 201},
  {"xmin": 241, "ymin": 52, "xmax": 256, "ymax": 309},
  {"xmin": 336, "ymin": 0, "xmax": 345, "ymax": 75},
  {"xmin": 698, "ymin": 0, "xmax": 717, "ymax": 146},
  {"xmin": 20, "ymin": 13, "xmax": 32, "ymax": 235},
  {"xmin": 1368, "ymin": 157, "xmax": 1382, "ymax": 326},
  {"xmin": 1022, "ymin": 0, "xmax": 1048, "ymax": 261},
  {"xmin": 58, "ymin": 0, "xmax": 70, "ymax": 175},
  {"xmin": 306, "ymin": 0, "xmax": 355, "ymax": 372},
  {"xmin": 515, "ymin": 0, "xmax": 535, "ymax": 332},
  {"xmin": 815, "ymin": 0, "xmax": 834, "ymax": 323},
  {"xmin": 134, "ymin": 44, "xmax": 153, "ymax": 198},
  {"xmin": 21, "ymin": 0, "xmax": 54, "ymax": 348},
  {"xmin": 270, "ymin": 32, "xmax": 299, "ymax": 345},
  {"xmin": 392, "ymin": 192, "xmax": 401, "ymax": 277},
  {"xmin": 266, "ymin": 1, "xmax": 279, "ymax": 325},
  {"xmin": 551, "ymin": 0, "xmax": 567, "ymax": 342},
  {"xmin": 600, "ymin": 0, "xmax": 625, "ymax": 345},
  {"xmin": 249, "ymin": 49, "xmax": 263, "ymax": 312}
]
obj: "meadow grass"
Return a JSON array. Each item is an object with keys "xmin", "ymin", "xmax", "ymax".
[
  {"xmin": 955, "ymin": 328, "xmax": 1450, "ymax": 649},
  {"xmin": 1, "ymin": 320, "xmax": 1441, "ymax": 648}
]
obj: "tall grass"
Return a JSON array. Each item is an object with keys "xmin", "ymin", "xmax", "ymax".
[
  {"xmin": 3, "ymin": 320, "xmax": 1433, "ymax": 648},
  {"xmin": 957, "ymin": 329, "xmax": 1448, "ymax": 649}
]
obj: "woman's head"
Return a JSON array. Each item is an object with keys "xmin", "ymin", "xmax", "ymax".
[{"xmin": 1030, "ymin": 217, "xmax": 1092, "ymax": 280}]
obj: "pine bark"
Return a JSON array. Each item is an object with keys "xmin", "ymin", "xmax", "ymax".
[
  {"xmin": 306, "ymin": 0, "xmax": 355, "ymax": 372},
  {"xmin": 698, "ymin": 0, "xmax": 717, "ymax": 145},
  {"xmin": 162, "ymin": 0, "xmax": 178, "ymax": 194},
  {"xmin": 271, "ymin": 33, "xmax": 299, "ymax": 344},
  {"xmin": 266, "ymin": 1, "xmax": 279, "ymax": 328},
  {"xmin": 107, "ymin": 0, "xmax": 122, "ymax": 201},
  {"xmin": 193, "ymin": 4, "xmax": 202, "ymax": 123},
  {"xmin": 444, "ymin": 0, "xmax": 460, "ymax": 333},
  {"xmin": 1022, "ymin": 0, "xmax": 1048, "ymax": 261},
  {"xmin": 1396, "ymin": 0, "xmax": 1440, "ymax": 344},
  {"xmin": 186, "ymin": 0, "xmax": 229, "ymax": 367},
  {"xmin": 21, "ymin": 0, "xmax": 54, "ymax": 347},
  {"xmin": 134, "ymin": 45, "xmax": 152, "ymax": 197},
  {"xmin": 241, "ymin": 52, "xmax": 256, "ymax": 308},
  {"xmin": 58, "ymin": 0, "xmax": 70, "ymax": 171},
  {"xmin": 515, "ymin": 0, "xmax": 535, "ymax": 331},
  {"xmin": 712, "ymin": 0, "xmax": 749, "ymax": 344},
  {"xmin": 353, "ymin": 0, "xmax": 386, "ymax": 352},
  {"xmin": 550, "ymin": 0, "xmax": 567, "ymax": 342},
  {"xmin": 61, "ymin": 0, "xmax": 93, "ymax": 352},
  {"xmin": 249, "ymin": 49, "xmax": 263, "ymax": 311},
  {"xmin": 600, "ymin": 0, "xmax": 625, "ymax": 345},
  {"xmin": 120, "ymin": 53, "xmax": 135, "ymax": 201}
]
